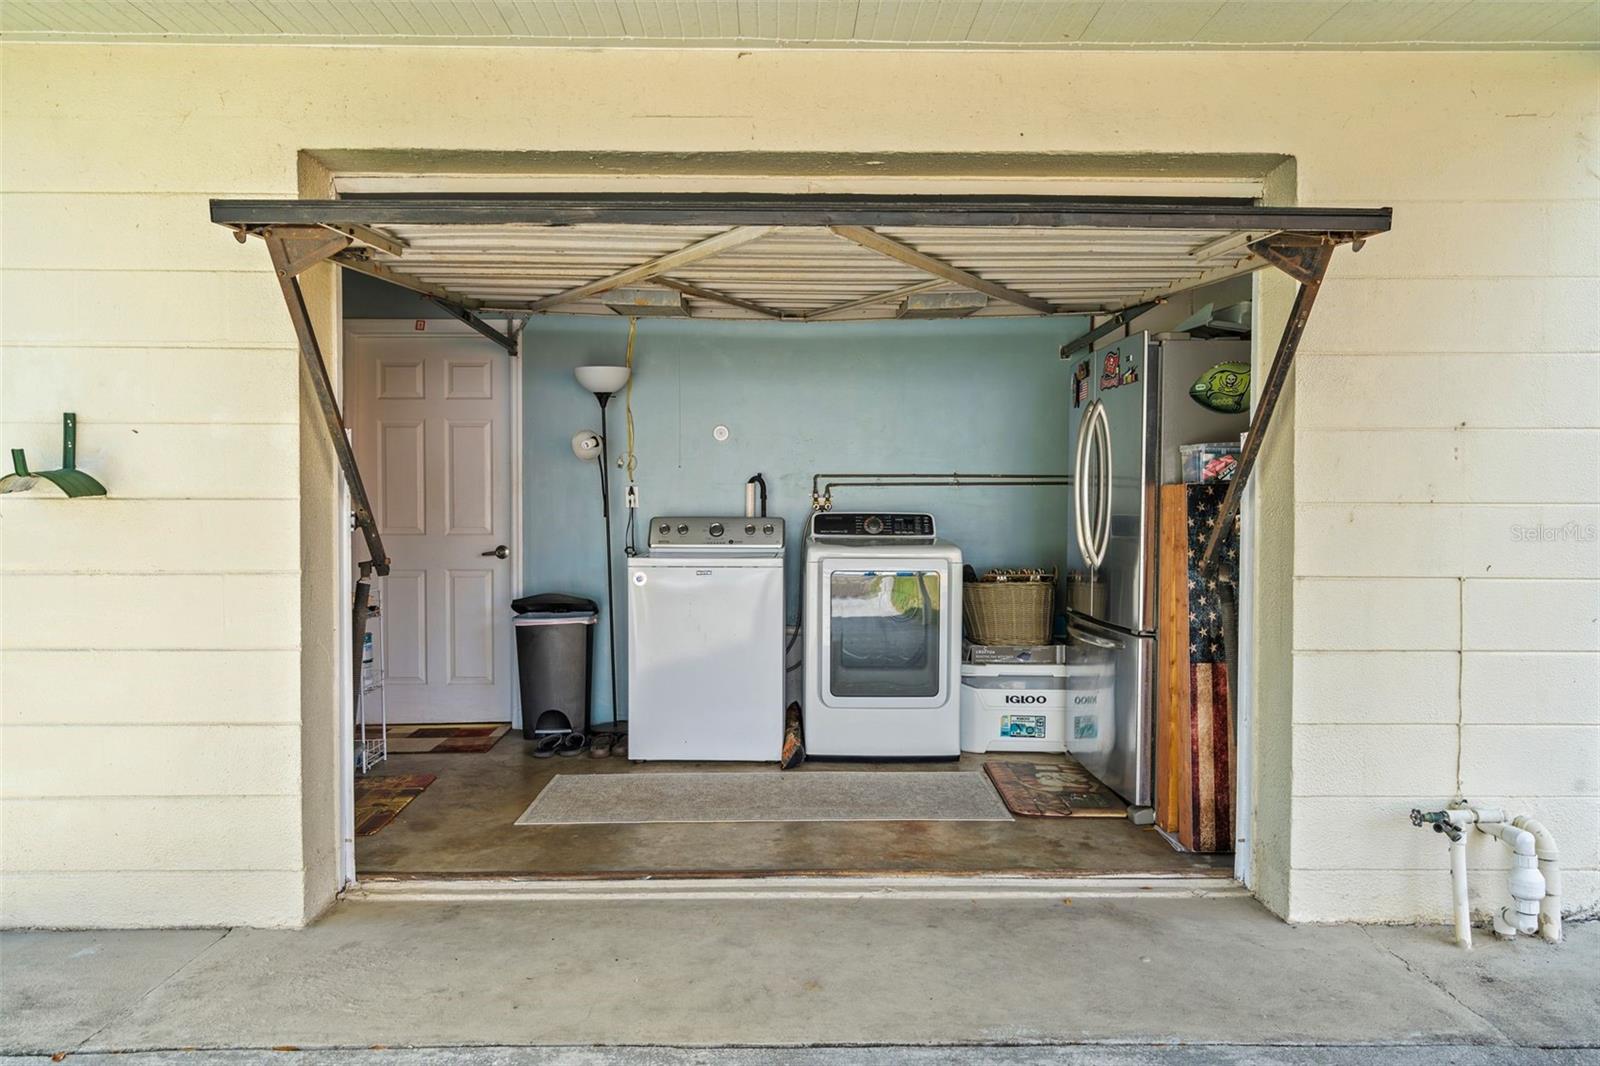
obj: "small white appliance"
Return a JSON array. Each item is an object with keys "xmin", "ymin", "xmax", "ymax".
[
  {"xmin": 627, "ymin": 516, "xmax": 785, "ymax": 761},
  {"xmin": 802, "ymin": 512, "xmax": 963, "ymax": 759}
]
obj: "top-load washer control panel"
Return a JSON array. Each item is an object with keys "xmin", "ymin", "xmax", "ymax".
[
  {"xmin": 648, "ymin": 516, "xmax": 785, "ymax": 554},
  {"xmin": 808, "ymin": 511, "xmax": 936, "ymax": 541}
]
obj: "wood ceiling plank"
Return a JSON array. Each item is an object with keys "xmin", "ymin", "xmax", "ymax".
[
  {"xmin": 829, "ymin": 225, "xmax": 1059, "ymax": 314},
  {"xmin": 523, "ymin": 225, "xmax": 777, "ymax": 312},
  {"xmin": 656, "ymin": 277, "xmax": 787, "ymax": 318},
  {"xmin": 804, "ymin": 279, "xmax": 948, "ymax": 321}
]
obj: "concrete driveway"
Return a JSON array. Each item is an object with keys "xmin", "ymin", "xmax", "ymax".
[{"xmin": 3, "ymin": 886, "xmax": 1595, "ymax": 1062}]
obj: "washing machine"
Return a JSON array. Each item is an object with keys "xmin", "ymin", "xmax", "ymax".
[
  {"xmin": 802, "ymin": 511, "xmax": 963, "ymax": 759},
  {"xmin": 627, "ymin": 516, "xmax": 785, "ymax": 761}
]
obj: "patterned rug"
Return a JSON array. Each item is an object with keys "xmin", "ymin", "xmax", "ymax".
[
  {"xmin": 983, "ymin": 756, "xmax": 1127, "ymax": 818},
  {"xmin": 354, "ymin": 773, "xmax": 436, "ymax": 836},
  {"xmin": 384, "ymin": 722, "xmax": 509, "ymax": 754}
]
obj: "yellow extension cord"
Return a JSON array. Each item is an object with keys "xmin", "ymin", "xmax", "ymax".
[{"xmin": 623, "ymin": 317, "xmax": 638, "ymax": 486}]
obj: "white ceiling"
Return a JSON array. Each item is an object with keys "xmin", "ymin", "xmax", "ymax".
[{"xmin": 4, "ymin": 1, "xmax": 1596, "ymax": 48}]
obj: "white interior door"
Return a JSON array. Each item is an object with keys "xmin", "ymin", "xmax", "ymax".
[{"xmin": 347, "ymin": 325, "xmax": 514, "ymax": 723}]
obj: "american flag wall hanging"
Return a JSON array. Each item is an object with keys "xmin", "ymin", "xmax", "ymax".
[{"xmin": 1158, "ymin": 482, "xmax": 1239, "ymax": 853}]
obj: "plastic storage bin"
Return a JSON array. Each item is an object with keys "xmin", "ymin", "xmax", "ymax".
[
  {"xmin": 1179, "ymin": 442, "xmax": 1242, "ymax": 483},
  {"xmin": 511, "ymin": 593, "xmax": 597, "ymax": 739}
]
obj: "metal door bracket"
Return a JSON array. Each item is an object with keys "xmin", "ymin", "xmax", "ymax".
[
  {"xmin": 261, "ymin": 228, "xmax": 390, "ymax": 578},
  {"xmin": 1059, "ymin": 299, "xmax": 1164, "ymax": 360},
  {"xmin": 1199, "ymin": 238, "xmax": 1336, "ymax": 576},
  {"xmin": 422, "ymin": 295, "xmax": 519, "ymax": 356},
  {"xmin": 264, "ymin": 225, "xmax": 354, "ymax": 279},
  {"xmin": 1250, "ymin": 233, "xmax": 1337, "ymax": 285}
]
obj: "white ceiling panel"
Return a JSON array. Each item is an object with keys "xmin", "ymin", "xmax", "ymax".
[
  {"xmin": 1544, "ymin": 1, "xmax": 1600, "ymax": 40},
  {"xmin": 1426, "ymin": 0, "xmax": 1596, "ymax": 39},
  {"xmin": 1189, "ymin": 2, "xmax": 1351, "ymax": 44},
  {"xmin": 1306, "ymin": 1, "xmax": 1469, "ymax": 43},
  {"xmin": 1077, "ymin": 1, "xmax": 1224, "ymax": 43},
  {"xmin": 3, "ymin": 0, "xmax": 1594, "ymax": 46}
]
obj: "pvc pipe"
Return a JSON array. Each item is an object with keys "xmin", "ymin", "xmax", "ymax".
[
  {"xmin": 1480, "ymin": 821, "xmax": 1535, "ymax": 857},
  {"xmin": 1446, "ymin": 806, "xmax": 1505, "ymax": 828},
  {"xmin": 1450, "ymin": 833, "xmax": 1472, "ymax": 949},
  {"xmin": 1514, "ymin": 815, "xmax": 1562, "ymax": 943},
  {"xmin": 1478, "ymin": 822, "xmax": 1543, "ymax": 938},
  {"xmin": 1418, "ymin": 806, "xmax": 1563, "ymax": 948}
]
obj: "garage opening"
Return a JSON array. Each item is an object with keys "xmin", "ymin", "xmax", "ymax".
[{"xmin": 213, "ymin": 193, "xmax": 1389, "ymax": 886}]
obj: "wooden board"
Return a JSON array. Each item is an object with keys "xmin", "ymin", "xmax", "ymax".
[{"xmin": 1156, "ymin": 484, "xmax": 1191, "ymax": 837}]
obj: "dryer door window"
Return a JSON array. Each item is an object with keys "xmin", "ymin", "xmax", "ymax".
[{"xmin": 827, "ymin": 570, "xmax": 943, "ymax": 699}]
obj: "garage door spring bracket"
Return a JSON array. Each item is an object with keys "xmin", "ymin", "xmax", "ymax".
[
  {"xmin": 262, "ymin": 226, "xmax": 390, "ymax": 579},
  {"xmin": 1198, "ymin": 235, "xmax": 1336, "ymax": 577}
]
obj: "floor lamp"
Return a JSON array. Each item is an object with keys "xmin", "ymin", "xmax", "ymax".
[{"xmin": 574, "ymin": 364, "xmax": 631, "ymax": 734}]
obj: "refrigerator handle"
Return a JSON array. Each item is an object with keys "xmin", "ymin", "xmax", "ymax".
[
  {"xmin": 1073, "ymin": 399, "xmax": 1096, "ymax": 566},
  {"xmin": 1092, "ymin": 400, "xmax": 1113, "ymax": 568},
  {"xmin": 1088, "ymin": 398, "xmax": 1113, "ymax": 569},
  {"xmin": 1072, "ymin": 629, "xmax": 1123, "ymax": 650}
]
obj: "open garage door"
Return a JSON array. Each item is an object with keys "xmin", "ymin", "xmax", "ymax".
[{"xmin": 212, "ymin": 193, "xmax": 1390, "ymax": 583}]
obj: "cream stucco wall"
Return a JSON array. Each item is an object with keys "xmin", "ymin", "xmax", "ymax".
[{"xmin": 1, "ymin": 44, "xmax": 1595, "ymax": 928}]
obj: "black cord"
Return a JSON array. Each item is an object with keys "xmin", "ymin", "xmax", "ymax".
[
  {"xmin": 597, "ymin": 395, "xmax": 622, "ymax": 729},
  {"xmin": 784, "ymin": 617, "xmax": 803, "ymax": 672}
]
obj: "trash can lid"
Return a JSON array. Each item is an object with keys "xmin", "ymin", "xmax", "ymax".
[
  {"xmin": 511, "ymin": 592, "xmax": 599, "ymax": 619},
  {"xmin": 515, "ymin": 612, "xmax": 596, "ymax": 625}
]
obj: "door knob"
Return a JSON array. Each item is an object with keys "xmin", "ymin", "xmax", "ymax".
[{"xmin": 481, "ymin": 545, "xmax": 510, "ymax": 559}]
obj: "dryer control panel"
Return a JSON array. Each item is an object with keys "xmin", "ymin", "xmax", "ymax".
[{"xmin": 809, "ymin": 511, "xmax": 936, "ymax": 541}]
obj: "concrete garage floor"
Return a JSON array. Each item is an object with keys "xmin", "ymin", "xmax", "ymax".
[
  {"xmin": 3, "ymin": 895, "xmax": 1596, "ymax": 1063},
  {"xmin": 357, "ymin": 740, "xmax": 1227, "ymax": 878}
]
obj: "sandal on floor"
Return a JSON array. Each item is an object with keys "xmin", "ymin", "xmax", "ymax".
[
  {"xmin": 556, "ymin": 731, "xmax": 589, "ymax": 757},
  {"xmin": 588, "ymin": 731, "xmax": 616, "ymax": 759},
  {"xmin": 531, "ymin": 733, "xmax": 563, "ymax": 758}
]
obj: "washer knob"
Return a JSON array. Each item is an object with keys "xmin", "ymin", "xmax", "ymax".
[
  {"xmin": 763, "ymin": 524, "xmax": 774, "ymax": 535},
  {"xmin": 657, "ymin": 523, "xmax": 670, "ymax": 535},
  {"xmin": 744, "ymin": 523, "xmax": 756, "ymax": 535},
  {"xmin": 676, "ymin": 523, "xmax": 689, "ymax": 535},
  {"xmin": 708, "ymin": 522, "xmax": 725, "ymax": 537},
  {"xmin": 863, "ymin": 515, "xmax": 884, "ymax": 535}
]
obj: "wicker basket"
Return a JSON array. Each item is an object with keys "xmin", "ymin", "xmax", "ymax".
[{"xmin": 963, "ymin": 574, "xmax": 1057, "ymax": 646}]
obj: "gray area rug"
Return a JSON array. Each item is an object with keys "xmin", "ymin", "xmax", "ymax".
[{"xmin": 515, "ymin": 771, "xmax": 1013, "ymax": 826}]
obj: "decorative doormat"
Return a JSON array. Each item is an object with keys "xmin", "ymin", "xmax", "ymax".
[
  {"xmin": 354, "ymin": 773, "xmax": 436, "ymax": 836},
  {"xmin": 983, "ymin": 757, "xmax": 1127, "ymax": 818},
  {"xmin": 384, "ymin": 722, "xmax": 509, "ymax": 754},
  {"xmin": 516, "ymin": 771, "xmax": 1013, "ymax": 826}
]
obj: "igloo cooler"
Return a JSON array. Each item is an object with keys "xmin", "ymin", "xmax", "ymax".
[{"xmin": 959, "ymin": 662, "xmax": 1072, "ymax": 754}]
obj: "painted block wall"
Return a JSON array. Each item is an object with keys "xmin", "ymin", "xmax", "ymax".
[
  {"xmin": 1, "ymin": 43, "xmax": 1594, "ymax": 927},
  {"xmin": 519, "ymin": 314, "xmax": 1086, "ymax": 726}
]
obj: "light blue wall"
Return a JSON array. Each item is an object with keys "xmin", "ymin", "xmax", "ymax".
[{"xmin": 522, "ymin": 314, "xmax": 1088, "ymax": 727}]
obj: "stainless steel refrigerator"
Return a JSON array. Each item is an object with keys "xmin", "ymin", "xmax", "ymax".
[{"xmin": 1064, "ymin": 332, "xmax": 1249, "ymax": 807}]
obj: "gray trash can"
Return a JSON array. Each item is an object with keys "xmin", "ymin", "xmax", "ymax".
[{"xmin": 511, "ymin": 593, "xmax": 597, "ymax": 739}]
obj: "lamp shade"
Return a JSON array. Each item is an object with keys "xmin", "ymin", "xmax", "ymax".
[{"xmin": 575, "ymin": 365, "xmax": 630, "ymax": 395}]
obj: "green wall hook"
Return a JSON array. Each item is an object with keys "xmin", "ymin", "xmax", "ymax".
[{"xmin": 1, "ymin": 413, "xmax": 108, "ymax": 497}]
